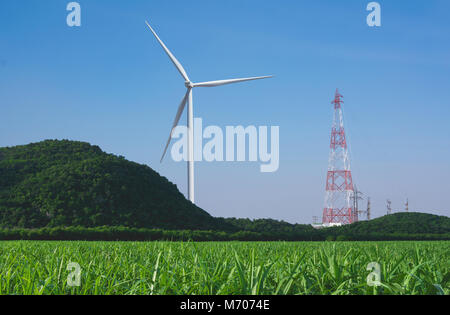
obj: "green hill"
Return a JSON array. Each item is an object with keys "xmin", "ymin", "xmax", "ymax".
[
  {"xmin": 0, "ymin": 140, "xmax": 221, "ymax": 230},
  {"xmin": 318, "ymin": 212, "xmax": 450, "ymax": 241},
  {"xmin": 329, "ymin": 212, "xmax": 450, "ymax": 235}
]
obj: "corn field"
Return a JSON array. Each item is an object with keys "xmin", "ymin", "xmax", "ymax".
[{"xmin": 0, "ymin": 241, "xmax": 448, "ymax": 295}]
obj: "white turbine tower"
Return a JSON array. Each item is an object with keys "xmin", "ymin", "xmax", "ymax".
[{"xmin": 146, "ymin": 21, "xmax": 272, "ymax": 204}]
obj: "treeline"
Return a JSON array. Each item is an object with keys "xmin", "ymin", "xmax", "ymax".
[
  {"xmin": 0, "ymin": 226, "xmax": 448, "ymax": 242},
  {"xmin": 217, "ymin": 218, "xmax": 316, "ymax": 234}
]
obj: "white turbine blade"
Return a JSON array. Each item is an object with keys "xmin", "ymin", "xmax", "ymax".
[
  {"xmin": 161, "ymin": 89, "xmax": 190, "ymax": 162},
  {"xmin": 193, "ymin": 75, "xmax": 273, "ymax": 88},
  {"xmin": 145, "ymin": 20, "xmax": 190, "ymax": 82}
]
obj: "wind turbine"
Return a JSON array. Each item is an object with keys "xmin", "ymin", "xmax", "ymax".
[{"xmin": 145, "ymin": 20, "xmax": 272, "ymax": 204}]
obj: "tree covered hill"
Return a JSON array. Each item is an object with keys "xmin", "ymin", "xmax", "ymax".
[
  {"xmin": 325, "ymin": 212, "xmax": 450, "ymax": 236},
  {"xmin": 0, "ymin": 140, "xmax": 222, "ymax": 230}
]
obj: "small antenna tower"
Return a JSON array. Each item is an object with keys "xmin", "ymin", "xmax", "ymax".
[
  {"xmin": 351, "ymin": 185, "xmax": 364, "ymax": 220},
  {"xmin": 387, "ymin": 199, "xmax": 392, "ymax": 215},
  {"xmin": 405, "ymin": 198, "xmax": 409, "ymax": 212},
  {"xmin": 367, "ymin": 197, "xmax": 371, "ymax": 220},
  {"xmin": 312, "ymin": 216, "xmax": 319, "ymax": 225}
]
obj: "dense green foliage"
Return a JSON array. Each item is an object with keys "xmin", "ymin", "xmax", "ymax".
[
  {"xmin": 0, "ymin": 140, "xmax": 220, "ymax": 230},
  {"xmin": 0, "ymin": 225, "xmax": 448, "ymax": 242},
  {"xmin": 218, "ymin": 218, "xmax": 316, "ymax": 234},
  {"xmin": 0, "ymin": 241, "xmax": 448, "ymax": 295},
  {"xmin": 0, "ymin": 140, "xmax": 449, "ymax": 241},
  {"xmin": 319, "ymin": 212, "xmax": 450, "ymax": 241},
  {"xmin": 327, "ymin": 212, "xmax": 450, "ymax": 235}
]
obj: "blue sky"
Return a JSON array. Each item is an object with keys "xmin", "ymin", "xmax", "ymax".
[{"xmin": 1, "ymin": 0, "xmax": 449, "ymax": 223}]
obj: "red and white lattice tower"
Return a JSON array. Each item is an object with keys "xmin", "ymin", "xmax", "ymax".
[{"xmin": 322, "ymin": 89, "xmax": 358, "ymax": 225}]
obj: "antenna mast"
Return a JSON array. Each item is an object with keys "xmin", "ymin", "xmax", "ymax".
[
  {"xmin": 366, "ymin": 197, "xmax": 371, "ymax": 220},
  {"xmin": 322, "ymin": 89, "xmax": 356, "ymax": 225},
  {"xmin": 386, "ymin": 199, "xmax": 392, "ymax": 215},
  {"xmin": 351, "ymin": 185, "xmax": 364, "ymax": 221}
]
